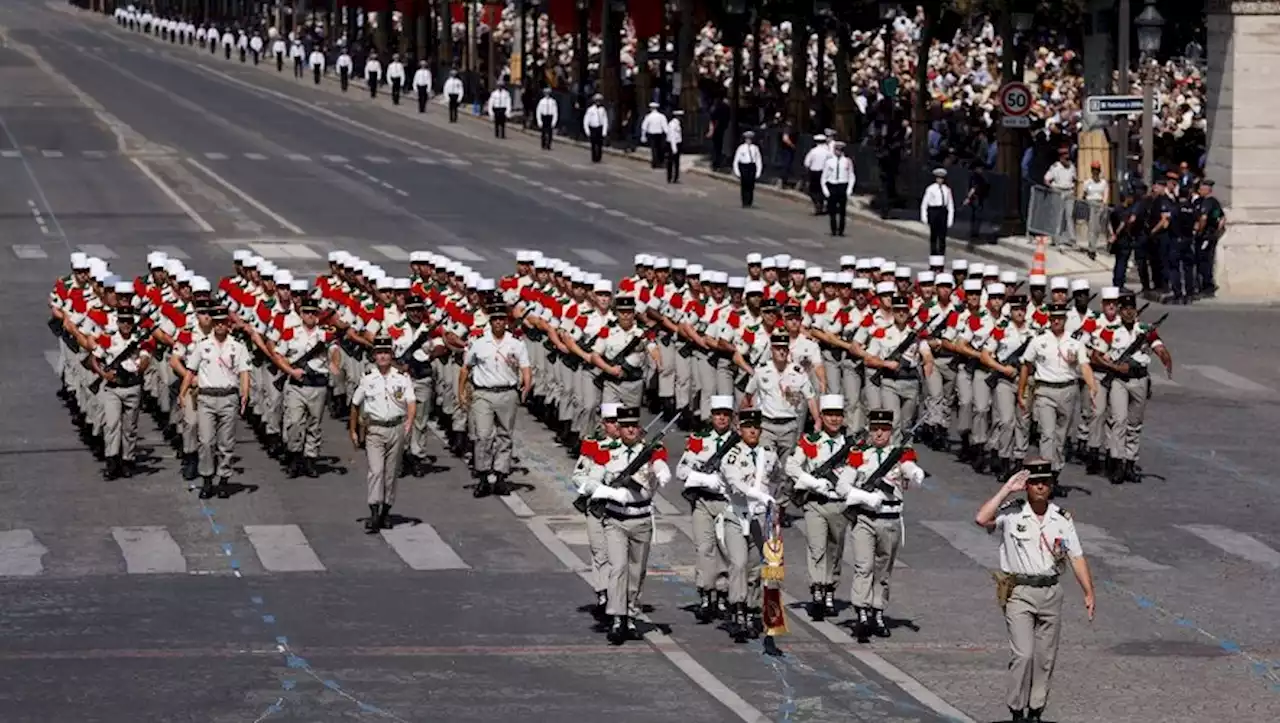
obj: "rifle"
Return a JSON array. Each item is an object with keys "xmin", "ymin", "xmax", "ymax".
[
  {"xmin": 1097, "ymin": 312, "xmax": 1169, "ymax": 387},
  {"xmin": 89, "ymin": 330, "xmax": 153, "ymax": 394},
  {"xmin": 842, "ymin": 419, "xmax": 927, "ymax": 523},
  {"xmin": 562, "ymin": 332, "xmax": 597, "ymax": 372},
  {"xmin": 592, "ymin": 332, "xmax": 646, "ymax": 389},
  {"xmin": 733, "ymin": 348, "xmax": 764, "ymax": 393},
  {"xmin": 273, "ymin": 339, "xmax": 330, "ymax": 391},
  {"xmin": 679, "ymin": 430, "xmax": 742, "ymax": 508},
  {"xmin": 984, "ymin": 335, "xmax": 1034, "ymax": 389},
  {"xmin": 572, "ymin": 415, "xmax": 662, "ymax": 514},
  {"xmin": 790, "ymin": 430, "xmax": 865, "ymax": 508},
  {"xmin": 585, "ymin": 414, "xmax": 682, "ymax": 519},
  {"xmin": 396, "ymin": 318, "xmax": 447, "ymax": 375},
  {"xmin": 867, "ymin": 318, "xmax": 936, "ymax": 386}
]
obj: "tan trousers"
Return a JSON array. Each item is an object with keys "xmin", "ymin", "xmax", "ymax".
[
  {"xmin": 365, "ymin": 422, "xmax": 405, "ymax": 505},
  {"xmin": 408, "ymin": 377, "xmax": 434, "ymax": 458},
  {"xmin": 878, "ymin": 377, "xmax": 921, "ymax": 444},
  {"xmin": 924, "ymin": 357, "xmax": 957, "ymax": 430},
  {"xmin": 472, "ymin": 388, "xmax": 517, "ymax": 474},
  {"xmin": 101, "ymin": 384, "xmax": 142, "ymax": 460},
  {"xmin": 803, "ymin": 499, "xmax": 848, "ymax": 587},
  {"xmin": 991, "ymin": 379, "xmax": 1031, "ymax": 460},
  {"xmin": 1033, "ymin": 383, "xmax": 1078, "ymax": 471},
  {"xmin": 602, "ymin": 378, "xmax": 644, "ymax": 408},
  {"xmin": 1107, "ymin": 377, "xmax": 1149, "ymax": 462},
  {"xmin": 691, "ymin": 498, "xmax": 729, "ymax": 592},
  {"xmin": 283, "ymin": 383, "xmax": 326, "ymax": 458},
  {"xmin": 584, "ymin": 510, "xmax": 610, "ymax": 593},
  {"xmin": 573, "ymin": 369, "xmax": 601, "ymax": 434},
  {"xmin": 197, "ymin": 393, "xmax": 238, "ymax": 479},
  {"xmin": 969, "ymin": 370, "xmax": 993, "ymax": 446},
  {"xmin": 724, "ymin": 514, "xmax": 763, "ymax": 607},
  {"xmin": 849, "ymin": 514, "xmax": 902, "ymax": 609},
  {"xmin": 179, "ymin": 391, "xmax": 198, "ymax": 454},
  {"xmin": 605, "ymin": 514, "xmax": 652, "ymax": 617},
  {"xmin": 1004, "ymin": 583, "xmax": 1064, "ymax": 711},
  {"xmin": 1078, "ymin": 382, "xmax": 1108, "ymax": 451},
  {"xmin": 838, "ymin": 358, "xmax": 865, "ymax": 434}
]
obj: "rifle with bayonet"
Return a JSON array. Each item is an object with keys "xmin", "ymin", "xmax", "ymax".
[
  {"xmin": 88, "ymin": 330, "xmax": 154, "ymax": 394},
  {"xmin": 592, "ymin": 332, "xmax": 646, "ymax": 389},
  {"xmin": 680, "ymin": 429, "xmax": 742, "ymax": 509},
  {"xmin": 273, "ymin": 338, "xmax": 330, "ymax": 391},
  {"xmin": 585, "ymin": 414, "xmax": 682, "ymax": 519},
  {"xmin": 841, "ymin": 418, "xmax": 927, "ymax": 523},
  {"xmin": 1097, "ymin": 312, "xmax": 1169, "ymax": 387},
  {"xmin": 572, "ymin": 415, "xmax": 663, "ymax": 514}
]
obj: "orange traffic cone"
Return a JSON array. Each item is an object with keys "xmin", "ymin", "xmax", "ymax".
[{"xmin": 1030, "ymin": 235, "xmax": 1048, "ymax": 277}]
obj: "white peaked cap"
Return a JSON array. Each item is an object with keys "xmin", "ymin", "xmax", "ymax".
[
  {"xmin": 987, "ymin": 282, "xmax": 1007, "ymax": 296},
  {"xmin": 852, "ymin": 277, "xmax": 871, "ymax": 290},
  {"xmin": 686, "ymin": 264, "xmax": 703, "ymax": 277},
  {"xmin": 983, "ymin": 265, "xmax": 999, "ymax": 277},
  {"xmin": 233, "ymin": 250, "xmax": 251, "ymax": 262},
  {"xmin": 671, "ymin": 258, "xmax": 688, "ymax": 270},
  {"xmin": 894, "ymin": 266, "xmax": 911, "ymax": 279},
  {"xmin": 821, "ymin": 272, "xmax": 838, "ymax": 284},
  {"xmin": 593, "ymin": 279, "xmax": 613, "ymax": 293},
  {"xmin": 836, "ymin": 272, "xmax": 855, "ymax": 285},
  {"xmin": 653, "ymin": 257, "xmax": 670, "ymax": 269},
  {"xmin": 855, "ymin": 258, "xmax": 872, "ymax": 270},
  {"xmin": 745, "ymin": 280, "xmax": 765, "ymax": 294},
  {"xmin": 88, "ymin": 257, "xmax": 106, "ymax": 271},
  {"xmin": 164, "ymin": 259, "xmax": 185, "ymax": 275},
  {"xmin": 869, "ymin": 257, "xmax": 886, "ymax": 267},
  {"xmin": 936, "ymin": 272, "xmax": 956, "ymax": 286},
  {"xmin": 952, "ymin": 259, "xmax": 969, "ymax": 270},
  {"xmin": 761, "ymin": 256, "xmax": 778, "ymax": 268},
  {"xmin": 259, "ymin": 262, "xmax": 278, "ymax": 276},
  {"xmin": 409, "ymin": 251, "xmax": 428, "ymax": 262},
  {"xmin": 274, "ymin": 270, "xmax": 294, "ymax": 285},
  {"xmin": 999, "ymin": 271, "xmax": 1018, "ymax": 284},
  {"xmin": 819, "ymin": 394, "xmax": 845, "ymax": 411},
  {"xmin": 570, "ymin": 270, "xmax": 586, "ymax": 284},
  {"xmin": 1027, "ymin": 274, "xmax": 1046, "ymax": 286},
  {"xmin": 242, "ymin": 255, "xmax": 260, "ymax": 268},
  {"xmin": 464, "ymin": 273, "xmax": 480, "ymax": 288},
  {"xmin": 963, "ymin": 278, "xmax": 983, "ymax": 291},
  {"xmin": 177, "ymin": 270, "xmax": 194, "ymax": 284},
  {"xmin": 70, "ymin": 253, "xmax": 90, "ymax": 269},
  {"xmin": 1071, "ymin": 279, "xmax": 1090, "ymax": 292},
  {"xmin": 91, "ymin": 266, "xmax": 109, "ymax": 282},
  {"xmin": 393, "ymin": 278, "xmax": 411, "ymax": 290},
  {"xmin": 1101, "ymin": 286, "xmax": 1120, "ymax": 300},
  {"xmin": 928, "ymin": 255, "xmax": 946, "ymax": 267},
  {"xmin": 788, "ymin": 259, "xmax": 807, "ymax": 271},
  {"xmin": 839, "ymin": 255, "xmax": 857, "ymax": 266},
  {"xmin": 548, "ymin": 259, "xmax": 565, "ymax": 272},
  {"xmin": 918, "ymin": 271, "xmax": 936, "ymax": 283},
  {"xmin": 710, "ymin": 395, "xmax": 734, "ymax": 410},
  {"xmin": 104, "ymin": 275, "xmax": 122, "ymax": 288},
  {"xmin": 191, "ymin": 276, "xmax": 212, "ymax": 293},
  {"xmin": 746, "ymin": 252, "xmax": 763, "ymax": 264},
  {"xmin": 776, "ymin": 254, "xmax": 792, "ymax": 267},
  {"xmin": 1050, "ymin": 276, "xmax": 1069, "ymax": 290},
  {"xmin": 533, "ymin": 257, "xmax": 550, "ymax": 269},
  {"xmin": 289, "ymin": 279, "xmax": 309, "ymax": 292},
  {"xmin": 585, "ymin": 272, "xmax": 602, "ymax": 285},
  {"xmin": 633, "ymin": 252, "xmax": 650, "ymax": 265},
  {"xmin": 529, "ymin": 250, "xmax": 544, "ymax": 261},
  {"xmin": 478, "ymin": 278, "xmax": 496, "ymax": 292},
  {"xmin": 807, "ymin": 266, "xmax": 823, "ymax": 278},
  {"xmin": 728, "ymin": 276, "xmax": 746, "ymax": 289},
  {"xmin": 147, "ymin": 251, "xmax": 168, "ymax": 267},
  {"xmin": 329, "ymin": 250, "xmax": 345, "ymax": 262},
  {"xmin": 377, "ymin": 275, "xmax": 395, "ymax": 289},
  {"xmin": 881, "ymin": 261, "xmax": 897, "ymax": 273},
  {"xmin": 600, "ymin": 402, "xmax": 620, "ymax": 418},
  {"xmin": 875, "ymin": 280, "xmax": 895, "ymax": 295},
  {"xmin": 516, "ymin": 250, "xmax": 536, "ymax": 262},
  {"xmin": 113, "ymin": 281, "xmax": 133, "ymax": 295}
]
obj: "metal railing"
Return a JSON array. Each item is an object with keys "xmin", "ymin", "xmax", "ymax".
[{"xmin": 1026, "ymin": 185, "xmax": 1111, "ymax": 252}]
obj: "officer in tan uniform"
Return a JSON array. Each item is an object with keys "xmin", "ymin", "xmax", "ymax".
[
  {"xmin": 459, "ymin": 301, "xmax": 532, "ymax": 498},
  {"xmin": 177, "ymin": 306, "xmax": 252, "ymax": 500},
  {"xmin": 350, "ymin": 335, "xmax": 416, "ymax": 533},
  {"xmin": 975, "ymin": 461, "xmax": 1096, "ymax": 723}
]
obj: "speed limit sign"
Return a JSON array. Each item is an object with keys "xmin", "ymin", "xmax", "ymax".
[{"xmin": 997, "ymin": 82, "xmax": 1033, "ymax": 116}]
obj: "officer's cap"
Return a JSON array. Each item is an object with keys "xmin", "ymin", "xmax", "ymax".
[
  {"xmin": 372, "ymin": 335, "xmax": 394, "ymax": 351},
  {"xmin": 746, "ymin": 252, "xmax": 763, "ymax": 265},
  {"xmin": 116, "ymin": 309, "xmax": 135, "ymax": 322},
  {"xmin": 593, "ymin": 93, "xmax": 604, "ymax": 102},
  {"xmin": 743, "ymin": 130, "xmax": 755, "ymax": 139},
  {"xmin": 210, "ymin": 306, "xmax": 230, "ymax": 321},
  {"xmin": 1008, "ymin": 294, "xmax": 1029, "ymax": 308},
  {"xmin": 928, "ymin": 255, "xmax": 946, "ymax": 268},
  {"xmin": 874, "ymin": 280, "xmax": 895, "ymax": 295},
  {"xmin": 1025, "ymin": 459, "xmax": 1054, "ymax": 482},
  {"xmin": 833, "ymin": 141, "xmax": 847, "ymax": 149},
  {"xmin": 299, "ymin": 298, "xmax": 320, "ymax": 312},
  {"xmin": 1201, "ymin": 179, "xmax": 1215, "ymax": 187},
  {"xmin": 672, "ymin": 109, "xmax": 684, "ymax": 116},
  {"xmin": 1165, "ymin": 171, "xmax": 1180, "ymax": 181},
  {"xmin": 890, "ymin": 295, "xmax": 911, "ymax": 310},
  {"xmin": 405, "ymin": 297, "xmax": 425, "ymax": 311},
  {"xmin": 760, "ymin": 298, "xmax": 780, "ymax": 313},
  {"xmin": 1070, "ymin": 279, "xmax": 1090, "ymax": 293},
  {"xmin": 987, "ymin": 282, "xmax": 1007, "ymax": 297},
  {"xmin": 936, "ymin": 272, "xmax": 955, "ymax": 286},
  {"xmin": 615, "ymin": 406, "xmax": 642, "ymax": 425},
  {"xmin": 648, "ymin": 101, "xmax": 658, "ymax": 109},
  {"xmin": 737, "ymin": 408, "xmax": 763, "ymax": 427},
  {"xmin": 614, "ymin": 295, "xmax": 636, "ymax": 311},
  {"xmin": 932, "ymin": 168, "xmax": 947, "ymax": 178},
  {"xmin": 488, "ymin": 301, "xmax": 509, "ymax": 315},
  {"xmin": 1101, "ymin": 286, "xmax": 1120, "ymax": 300},
  {"xmin": 819, "ymin": 394, "xmax": 845, "ymax": 412},
  {"xmin": 868, "ymin": 409, "xmax": 894, "ymax": 427},
  {"xmin": 839, "ymin": 255, "xmax": 857, "ymax": 267},
  {"xmin": 710, "ymin": 395, "xmax": 735, "ymax": 412},
  {"xmin": 543, "ymin": 87, "xmax": 552, "ymax": 95},
  {"xmin": 729, "ymin": 276, "xmax": 746, "ymax": 290},
  {"xmin": 813, "ymin": 134, "xmax": 827, "ymax": 142},
  {"xmin": 1117, "ymin": 293, "xmax": 1138, "ymax": 309},
  {"xmin": 782, "ymin": 304, "xmax": 802, "ymax": 318},
  {"xmin": 1047, "ymin": 303, "xmax": 1069, "ymax": 317},
  {"xmin": 769, "ymin": 332, "xmax": 790, "ymax": 347}
]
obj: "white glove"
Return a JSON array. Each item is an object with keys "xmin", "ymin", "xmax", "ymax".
[
  {"xmin": 845, "ymin": 487, "xmax": 885, "ymax": 511},
  {"xmin": 796, "ymin": 472, "xmax": 827, "ymax": 493},
  {"xmin": 683, "ymin": 471, "xmax": 716, "ymax": 489},
  {"xmin": 590, "ymin": 485, "xmax": 625, "ymax": 502}
]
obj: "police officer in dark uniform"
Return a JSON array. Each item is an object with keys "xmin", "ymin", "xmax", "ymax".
[
  {"xmin": 1167, "ymin": 178, "xmax": 1201, "ymax": 304},
  {"xmin": 1148, "ymin": 176, "xmax": 1179, "ymax": 302},
  {"xmin": 1193, "ymin": 180, "xmax": 1226, "ymax": 298},
  {"xmin": 1109, "ymin": 183, "xmax": 1145, "ymax": 292}
]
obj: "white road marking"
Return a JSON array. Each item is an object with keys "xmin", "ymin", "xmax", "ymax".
[
  {"xmin": 518, "ymin": 160, "xmax": 548, "ymax": 169},
  {"xmin": 742, "ymin": 236, "xmax": 782, "ymax": 248},
  {"xmin": 41, "ymin": 149, "xmax": 64, "ymax": 158},
  {"xmin": 186, "ymin": 158, "xmax": 305, "ymax": 234},
  {"xmin": 1184, "ymin": 364, "xmax": 1273, "ymax": 394},
  {"xmin": 603, "ymin": 208, "xmax": 627, "ymax": 218},
  {"xmin": 582, "ymin": 200, "xmax": 604, "ymax": 210},
  {"xmin": 410, "ymin": 156, "xmax": 439, "ymax": 165},
  {"xmin": 572, "ymin": 248, "xmax": 618, "ymax": 266},
  {"xmin": 920, "ymin": 520, "xmax": 1000, "ymax": 568},
  {"xmin": 704, "ymin": 253, "xmax": 747, "ymax": 271},
  {"xmin": 1073, "ymin": 523, "xmax": 1169, "ymax": 571},
  {"xmin": 561, "ymin": 192, "xmax": 583, "ymax": 202},
  {"xmin": 0, "ymin": 149, "xmax": 21, "ymax": 158},
  {"xmin": 652, "ymin": 226, "xmax": 680, "ymax": 236},
  {"xmin": 82, "ymin": 150, "xmax": 109, "ymax": 159},
  {"xmin": 77, "ymin": 244, "xmax": 117, "ymax": 259},
  {"xmin": 626, "ymin": 217, "xmax": 654, "ymax": 227},
  {"xmin": 371, "ymin": 244, "xmax": 411, "ymax": 261},
  {"xmin": 28, "ymin": 199, "xmax": 48, "ymax": 235},
  {"xmin": 243, "ymin": 152, "xmax": 268, "ymax": 161},
  {"xmin": 112, "ymin": 526, "xmax": 187, "ymax": 574},
  {"xmin": 436, "ymin": 245, "xmax": 484, "ymax": 262},
  {"xmin": 12, "ymin": 244, "xmax": 47, "ymax": 259},
  {"xmin": 787, "ymin": 237, "xmax": 823, "ymax": 249},
  {"xmin": 203, "ymin": 152, "xmax": 227, "ymax": 160},
  {"xmin": 444, "ymin": 158, "xmax": 471, "ymax": 166},
  {"xmin": 364, "ymin": 155, "xmax": 391, "ymax": 164},
  {"xmin": 380, "ymin": 525, "xmax": 470, "ymax": 570},
  {"xmin": 243, "ymin": 524, "xmax": 326, "ymax": 572},
  {"xmin": 1176, "ymin": 524, "xmax": 1280, "ymax": 570},
  {"xmin": 483, "ymin": 159, "xmax": 509, "ymax": 167},
  {"xmin": 285, "ymin": 153, "xmax": 311, "ymax": 161},
  {"xmin": 701, "ymin": 235, "xmax": 739, "ymax": 245},
  {"xmin": 681, "ymin": 236, "xmax": 707, "ymax": 246},
  {"xmin": 150, "ymin": 245, "xmax": 189, "ymax": 260},
  {"xmin": 0, "ymin": 529, "xmax": 47, "ymax": 576},
  {"xmin": 322, "ymin": 154, "xmax": 349, "ymax": 163},
  {"xmin": 129, "ymin": 158, "xmax": 216, "ymax": 233}
]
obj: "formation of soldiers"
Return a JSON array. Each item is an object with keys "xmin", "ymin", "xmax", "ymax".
[{"xmin": 46, "ymin": 243, "xmax": 1173, "ymax": 646}]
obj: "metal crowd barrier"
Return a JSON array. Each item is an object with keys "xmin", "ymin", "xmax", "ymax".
[{"xmin": 1027, "ymin": 185, "xmax": 1110, "ymax": 251}]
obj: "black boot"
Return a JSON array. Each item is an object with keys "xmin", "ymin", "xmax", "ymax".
[
  {"xmin": 377, "ymin": 503, "xmax": 392, "ymax": 530},
  {"xmin": 1063, "ymin": 438, "xmax": 1076, "ymax": 464},
  {"xmin": 1026, "ymin": 707, "xmax": 1043, "ymax": 722},
  {"xmin": 715, "ymin": 590, "xmax": 729, "ymax": 620},
  {"xmin": 287, "ymin": 453, "xmax": 303, "ymax": 478},
  {"xmin": 305, "ymin": 457, "xmax": 319, "ymax": 478},
  {"xmin": 1010, "ymin": 708, "xmax": 1027, "ymax": 722},
  {"xmin": 1084, "ymin": 448, "xmax": 1102, "ymax": 475},
  {"xmin": 216, "ymin": 478, "xmax": 232, "ymax": 499},
  {"xmin": 492, "ymin": 472, "xmax": 512, "ymax": 496},
  {"xmin": 199, "ymin": 476, "xmax": 214, "ymax": 499},
  {"xmin": 972, "ymin": 447, "xmax": 989, "ymax": 474},
  {"xmin": 104, "ymin": 455, "xmax": 122, "ymax": 480},
  {"xmin": 956, "ymin": 432, "xmax": 973, "ymax": 462},
  {"xmin": 732, "ymin": 603, "xmax": 750, "ymax": 643},
  {"xmin": 854, "ymin": 607, "xmax": 871, "ymax": 643},
  {"xmin": 594, "ymin": 590, "xmax": 608, "ymax": 618},
  {"xmin": 695, "ymin": 589, "xmax": 713, "ymax": 624},
  {"xmin": 872, "ymin": 608, "xmax": 890, "ymax": 638},
  {"xmin": 607, "ymin": 615, "xmax": 627, "ymax": 645},
  {"xmin": 473, "ymin": 473, "xmax": 492, "ymax": 498},
  {"xmin": 989, "ymin": 455, "xmax": 1005, "ymax": 481},
  {"xmin": 364, "ymin": 504, "xmax": 380, "ymax": 533},
  {"xmin": 181, "ymin": 453, "xmax": 198, "ymax": 481},
  {"xmin": 1107, "ymin": 458, "xmax": 1125, "ymax": 485},
  {"xmin": 809, "ymin": 585, "xmax": 825, "ymax": 621},
  {"xmin": 1124, "ymin": 459, "xmax": 1140, "ymax": 483},
  {"xmin": 823, "ymin": 584, "xmax": 837, "ymax": 618}
]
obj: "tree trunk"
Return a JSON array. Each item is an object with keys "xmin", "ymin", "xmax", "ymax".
[
  {"xmin": 786, "ymin": 10, "xmax": 807, "ymax": 132},
  {"xmin": 912, "ymin": 4, "xmax": 934, "ymax": 160},
  {"xmin": 834, "ymin": 23, "xmax": 854, "ymax": 140},
  {"xmin": 678, "ymin": 0, "xmax": 699, "ymax": 120}
]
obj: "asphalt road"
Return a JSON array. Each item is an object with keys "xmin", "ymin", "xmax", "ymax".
[{"xmin": 1, "ymin": 4, "xmax": 1279, "ymax": 722}]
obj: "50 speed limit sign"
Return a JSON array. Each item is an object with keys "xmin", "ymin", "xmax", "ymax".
[{"xmin": 998, "ymin": 82, "xmax": 1033, "ymax": 116}]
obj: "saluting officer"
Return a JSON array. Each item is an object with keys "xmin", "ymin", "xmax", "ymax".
[
  {"xmin": 459, "ymin": 301, "xmax": 532, "ymax": 498},
  {"xmin": 350, "ymin": 335, "xmax": 416, "ymax": 533},
  {"xmin": 275, "ymin": 296, "xmax": 333, "ymax": 478},
  {"xmin": 920, "ymin": 168, "xmax": 956, "ymax": 255},
  {"xmin": 535, "ymin": 88, "xmax": 559, "ymax": 149},
  {"xmin": 573, "ymin": 402, "xmax": 622, "ymax": 615},
  {"xmin": 732, "ymin": 131, "xmax": 763, "ymax": 208},
  {"xmin": 177, "ymin": 306, "xmax": 252, "ymax": 500},
  {"xmin": 975, "ymin": 462, "xmax": 1096, "ymax": 723},
  {"xmin": 677, "ymin": 395, "xmax": 738, "ymax": 622},
  {"xmin": 839, "ymin": 409, "xmax": 924, "ymax": 642},
  {"xmin": 90, "ymin": 309, "xmax": 151, "ymax": 480}
]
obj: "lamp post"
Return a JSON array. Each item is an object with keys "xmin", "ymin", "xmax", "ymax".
[
  {"xmin": 1135, "ymin": 0, "xmax": 1163, "ymax": 184},
  {"xmin": 576, "ymin": 0, "xmax": 589, "ymax": 127},
  {"xmin": 726, "ymin": 0, "xmax": 747, "ymax": 148}
]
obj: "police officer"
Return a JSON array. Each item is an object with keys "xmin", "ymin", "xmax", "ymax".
[
  {"xmin": 1108, "ymin": 184, "xmax": 1145, "ymax": 292},
  {"xmin": 335, "ymin": 47, "xmax": 353, "ymax": 91},
  {"xmin": 583, "ymin": 94, "xmax": 609, "ymax": 163},
  {"xmin": 821, "ymin": 141, "xmax": 855, "ymax": 236},
  {"xmin": 412, "ymin": 61, "xmax": 433, "ymax": 113},
  {"xmin": 1193, "ymin": 180, "xmax": 1226, "ymax": 298},
  {"xmin": 444, "ymin": 70, "xmax": 465, "ymax": 122},
  {"xmin": 975, "ymin": 462, "xmax": 1096, "ymax": 723},
  {"xmin": 177, "ymin": 306, "xmax": 252, "ymax": 500},
  {"xmin": 350, "ymin": 335, "xmax": 416, "ymax": 533},
  {"xmin": 487, "ymin": 81, "xmax": 513, "ymax": 138},
  {"xmin": 459, "ymin": 301, "xmax": 532, "ymax": 497},
  {"xmin": 364, "ymin": 53, "xmax": 383, "ymax": 98},
  {"xmin": 1148, "ymin": 175, "xmax": 1179, "ymax": 300},
  {"xmin": 677, "ymin": 395, "xmax": 738, "ymax": 622},
  {"xmin": 920, "ymin": 168, "xmax": 955, "ymax": 255},
  {"xmin": 535, "ymin": 88, "xmax": 558, "ymax": 149},
  {"xmin": 386, "ymin": 54, "xmax": 407, "ymax": 105},
  {"xmin": 639, "ymin": 102, "xmax": 667, "ymax": 168},
  {"xmin": 666, "ymin": 110, "xmax": 684, "ymax": 183},
  {"xmin": 732, "ymin": 131, "xmax": 763, "ymax": 208},
  {"xmin": 1168, "ymin": 177, "xmax": 1200, "ymax": 304},
  {"xmin": 308, "ymin": 45, "xmax": 325, "ymax": 84}
]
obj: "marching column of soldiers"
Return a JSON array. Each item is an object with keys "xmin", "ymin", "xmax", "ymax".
[{"xmin": 47, "ymin": 245, "xmax": 1173, "ymax": 649}]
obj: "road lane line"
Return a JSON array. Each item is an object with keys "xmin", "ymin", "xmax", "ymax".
[
  {"xmin": 364, "ymin": 155, "xmax": 391, "ymax": 164},
  {"xmin": 380, "ymin": 525, "xmax": 470, "ymax": 571},
  {"xmin": 185, "ymin": 158, "xmax": 305, "ymax": 234},
  {"xmin": 129, "ymin": 158, "xmax": 216, "ymax": 232},
  {"xmin": 112, "ymin": 526, "xmax": 187, "ymax": 574},
  {"xmin": 371, "ymin": 244, "xmax": 411, "ymax": 261},
  {"xmin": 77, "ymin": 243, "xmax": 117, "ymax": 259},
  {"xmin": 12, "ymin": 244, "xmax": 47, "ymax": 259},
  {"xmin": 322, "ymin": 154, "xmax": 348, "ymax": 163},
  {"xmin": 0, "ymin": 529, "xmax": 47, "ymax": 576},
  {"xmin": 572, "ymin": 248, "xmax": 618, "ymax": 266},
  {"xmin": 243, "ymin": 152, "xmax": 268, "ymax": 160},
  {"xmin": 742, "ymin": 236, "xmax": 782, "ymax": 248},
  {"xmin": 243, "ymin": 525, "xmax": 326, "ymax": 572},
  {"xmin": 701, "ymin": 235, "xmax": 738, "ymax": 245},
  {"xmin": 203, "ymin": 152, "xmax": 227, "ymax": 160},
  {"xmin": 150, "ymin": 244, "xmax": 189, "ymax": 260},
  {"xmin": 1184, "ymin": 365, "xmax": 1272, "ymax": 394},
  {"xmin": 41, "ymin": 149, "xmax": 64, "ymax": 158},
  {"xmin": 1176, "ymin": 524, "xmax": 1280, "ymax": 569},
  {"xmin": 436, "ymin": 245, "xmax": 484, "ymax": 262},
  {"xmin": 1073, "ymin": 523, "xmax": 1169, "ymax": 571}
]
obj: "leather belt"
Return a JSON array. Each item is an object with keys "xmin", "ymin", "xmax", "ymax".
[
  {"xmin": 200, "ymin": 387, "xmax": 237, "ymax": 397},
  {"xmin": 1010, "ymin": 574, "xmax": 1059, "ymax": 587},
  {"xmin": 368, "ymin": 417, "xmax": 405, "ymax": 427}
]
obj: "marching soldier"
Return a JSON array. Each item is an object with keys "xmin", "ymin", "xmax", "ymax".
[
  {"xmin": 975, "ymin": 462, "xmax": 1096, "ymax": 723},
  {"xmin": 178, "ymin": 306, "xmax": 252, "ymax": 500},
  {"xmin": 459, "ymin": 301, "xmax": 532, "ymax": 497},
  {"xmin": 535, "ymin": 88, "xmax": 558, "ymax": 149},
  {"xmin": 487, "ymin": 80, "xmax": 513, "ymax": 138},
  {"xmin": 981, "ymin": 294, "xmax": 1036, "ymax": 478},
  {"xmin": 350, "ymin": 335, "xmax": 416, "ymax": 533},
  {"xmin": 677, "ymin": 395, "xmax": 737, "ymax": 622},
  {"xmin": 413, "ymin": 61, "xmax": 433, "ymax": 113},
  {"xmin": 220, "ymin": 27, "xmax": 233, "ymax": 60},
  {"xmin": 271, "ymin": 35, "xmax": 286, "ymax": 72},
  {"xmin": 170, "ymin": 304, "xmax": 215, "ymax": 481},
  {"xmin": 639, "ymin": 102, "xmax": 666, "ymax": 168},
  {"xmin": 864, "ymin": 295, "xmax": 933, "ymax": 443},
  {"xmin": 583, "ymin": 94, "xmax": 608, "ymax": 163},
  {"xmin": 274, "ymin": 295, "xmax": 334, "ymax": 478},
  {"xmin": 444, "ymin": 70, "xmax": 465, "ymax": 122},
  {"xmin": 785, "ymin": 394, "xmax": 853, "ymax": 620},
  {"xmin": 236, "ymin": 30, "xmax": 247, "ymax": 62},
  {"xmin": 249, "ymin": 31, "xmax": 263, "ymax": 65},
  {"xmin": 732, "ymin": 131, "xmax": 763, "ymax": 208},
  {"xmin": 393, "ymin": 297, "xmax": 447, "ymax": 475},
  {"xmin": 583, "ymin": 406, "xmax": 672, "ymax": 644},
  {"xmin": 89, "ymin": 309, "xmax": 151, "ymax": 480},
  {"xmin": 591, "ymin": 294, "xmax": 654, "ymax": 407},
  {"xmin": 718, "ymin": 408, "xmax": 780, "ymax": 640},
  {"xmin": 839, "ymin": 409, "xmax": 924, "ymax": 642},
  {"xmin": 289, "ymin": 37, "xmax": 305, "ymax": 78},
  {"xmin": 573, "ymin": 402, "xmax": 622, "ymax": 615},
  {"xmin": 386, "ymin": 54, "xmax": 406, "ymax": 105}
]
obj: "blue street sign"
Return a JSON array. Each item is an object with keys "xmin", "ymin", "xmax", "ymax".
[{"xmin": 1086, "ymin": 96, "xmax": 1145, "ymax": 115}]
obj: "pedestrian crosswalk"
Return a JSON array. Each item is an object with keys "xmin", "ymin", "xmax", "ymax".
[
  {"xmin": 0, "ymin": 148, "xmax": 481, "ymax": 166},
  {"xmin": 0, "ymin": 522, "xmax": 472, "ymax": 577}
]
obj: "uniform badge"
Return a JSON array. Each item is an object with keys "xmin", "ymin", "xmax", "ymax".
[
  {"xmin": 392, "ymin": 387, "xmax": 405, "ymax": 402},
  {"xmin": 1015, "ymin": 523, "xmax": 1026, "ymax": 533}
]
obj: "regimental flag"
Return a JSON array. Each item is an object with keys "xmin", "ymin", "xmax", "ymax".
[{"xmin": 760, "ymin": 508, "xmax": 788, "ymax": 637}]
